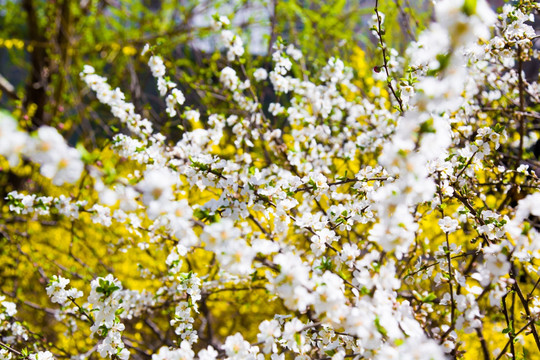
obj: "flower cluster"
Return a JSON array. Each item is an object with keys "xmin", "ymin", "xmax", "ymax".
[
  {"xmin": 46, "ymin": 275, "xmax": 83, "ymax": 307},
  {"xmin": 6, "ymin": 191, "xmax": 86, "ymax": 217},
  {"xmin": 168, "ymin": 272, "xmax": 202, "ymax": 344},
  {"xmin": 87, "ymin": 275, "xmax": 130, "ymax": 360},
  {"xmin": 0, "ymin": 296, "xmax": 28, "ymax": 345},
  {"xmin": 0, "ymin": 112, "xmax": 83, "ymax": 185}
]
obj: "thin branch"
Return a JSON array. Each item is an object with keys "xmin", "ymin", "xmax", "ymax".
[{"xmin": 374, "ymin": 0, "xmax": 404, "ymax": 113}]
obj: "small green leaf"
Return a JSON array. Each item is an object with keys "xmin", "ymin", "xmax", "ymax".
[
  {"xmin": 422, "ymin": 293, "xmax": 437, "ymax": 303},
  {"xmin": 375, "ymin": 317, "xmax": 387, "ymax": 337},
  {"xmin": 462, "ymin": 0, "xmax": 477, "ymax": 16}
]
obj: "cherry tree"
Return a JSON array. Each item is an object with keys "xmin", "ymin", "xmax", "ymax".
[{"xmin": 1, "ymin": 1, "xmax": 540, "ymax": 359}]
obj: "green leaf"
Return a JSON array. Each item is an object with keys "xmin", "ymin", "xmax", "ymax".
[
  {"xmin": 76, "ymin": 143, "xmax": 94, "ymax": 164},
  {"xmin": 375, "ymin": 317, "xmax": 387, "ymax": 337},
  {"xmin": 422, "ymin": 293, "xmax": 437, "ymax": 303},
  {"xmin": 462, "ymin": 0, "xmax": 477, "ymax": 16},
  {"xmin": 419, "ymin": 118, "xmax": 436, "ymax": 134}
]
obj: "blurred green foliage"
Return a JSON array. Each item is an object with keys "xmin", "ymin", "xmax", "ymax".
[{"xmin": 0, "ymin": 0, "xmax": 433, "ymax": 144}]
